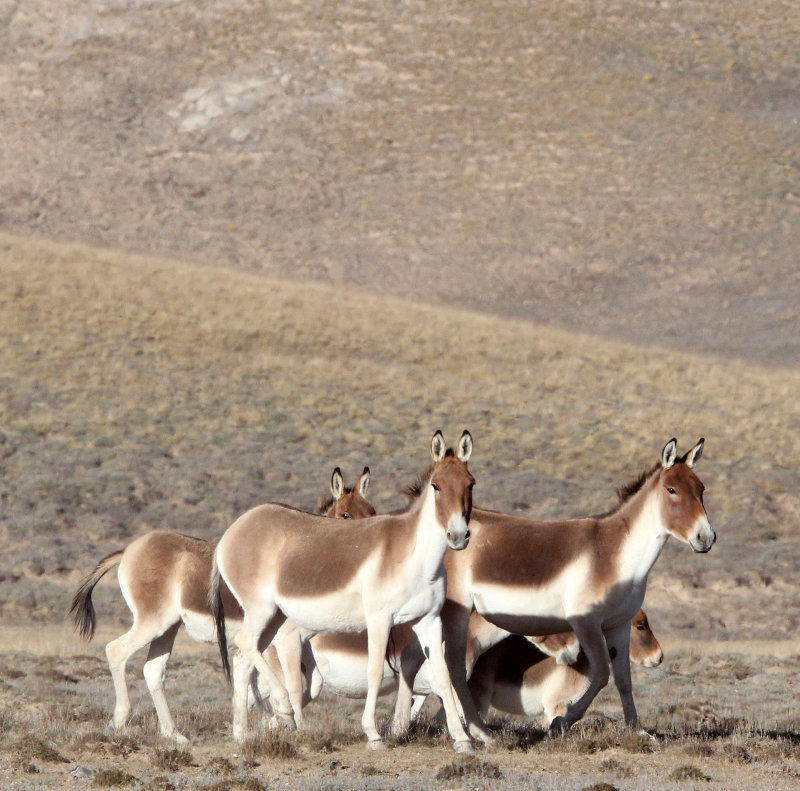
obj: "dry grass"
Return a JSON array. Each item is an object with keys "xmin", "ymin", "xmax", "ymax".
[
  {"xmin": 1, "ymin": 233, "xmax": 799, "ymax": 644},
  {"xmin": 0, "ymin": 237, "xmax": 799, "ymax": 789}
]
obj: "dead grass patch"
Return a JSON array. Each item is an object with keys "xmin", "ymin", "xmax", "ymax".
[
  {"xmin": 241, "ymin": 729, "xmax": 299, "ymax": 761},
  {"xmin": 10, "ymin": 734, "xmax": 69, "ymax": 765},
  {"xmin": 151, "ymin": 747, "xmax": 196, "ymax": 771},
  {"xmin": 669, "ymin": 764, "xmax": 712, "ymax": 782},
  {"xmin": 435, "ymin": 755, "xmax": 503, "ymax": 781},
  {"xmin": 92, "ymin": 767, "xmax": 139, "ymax": 787}
]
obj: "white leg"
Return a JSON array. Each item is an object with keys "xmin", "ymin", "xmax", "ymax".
[
  {"xmin": 231, "ymin": 649, "xmax": 253, "ymax": 741},
  {"xmin": 105, "ymin": 621, "xmax": 162, "ymax": 732},
  {"xmin": 142, "ymin": 624, "xmax": 187, "ymax": 744},
  {"xmin": 413, "ymin": 615, "xmax": 473, "ymax": 753},
  {"xmin": 409, "ymin": 695, "xmax": 426, "ymax": 720},
  {"xmin": 361, "ymin": 612, "xmax": 392, "ymax": 749},
  {"xmin": 232, "ymin": 609, "xmax": 293, "ymax": 741},
  {"xmin": 271, "ymin": 624, "xmax": 307, "ymax": 729}
]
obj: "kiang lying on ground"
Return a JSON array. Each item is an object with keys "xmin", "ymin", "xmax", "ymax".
[
  {"xmin": 68, "ymin": 467, "xmax": 374, "ymax": 743},
  {"xmin": 467, "ymin": 608, "xmax": 663, "ymax": 725}
]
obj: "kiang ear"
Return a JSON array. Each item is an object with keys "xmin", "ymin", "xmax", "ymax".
[
  {"xmin": 330, "ymin": 467, "xmax": 345, "ymax": 499},
  {"xmin": 661, "ymin": 438, "xmax": 678, "ymax": 469},
  {"xmin": 457, "ymin": 430, "xmax": 473, "ymax": 462},
  {"xmin": 357, "ymin": 466, "xmax": 371, "ymax": 496},
  {"xmin": 686, "ymin": 438, "xmax": 704, "ymax": 469},
  {"xmin": 431, "ymin": 430, "xmax": 446, "ymax": 462}
]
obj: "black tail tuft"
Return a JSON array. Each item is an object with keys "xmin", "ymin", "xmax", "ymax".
[
  {"xmin": 209, "ymin": 558, "xmax": 231, "ymax": 683},
  {"xmin": 67, "ymin": 550, "xmax": 123, "ymax": 641}
]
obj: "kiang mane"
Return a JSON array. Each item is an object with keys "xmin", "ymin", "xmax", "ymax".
[{"xmin": 402, "ymin": 449, "xmax": 456, "ymax": 503}]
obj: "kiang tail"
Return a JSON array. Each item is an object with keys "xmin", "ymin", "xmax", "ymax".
[
  {"xmin": 67, "ymin": 549, "xmax": 124, "ymax": 641},
  {"xmin": 209, "ymin": 555, "xmax": 232, "ymax": 683}
]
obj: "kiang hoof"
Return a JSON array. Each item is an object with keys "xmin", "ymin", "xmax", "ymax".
[
  {"xmin": 268, "ymin": 712, "xmax": 297, "ymax": 731},
  {"xmin": 367, "ymin": 739, "xmax": 388, "ymax": 751},
  {"xmin": 548, "ymin": 716, "xmax": 570, "ymax": 737},
  {"xmin": 468, "ymin": 724, "xmax": 494, "ymax": 746},
  {"xmin": 453, "ymin": 739, "xmax": 475, "ymax": 755},
  {"xmin": 170, "ymin": 731, "xmax": 190, "ymax": 746}
]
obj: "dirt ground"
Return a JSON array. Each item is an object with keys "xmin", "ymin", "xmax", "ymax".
[{"xmin": 1, "ymin": 0, "xmax": 798, "ymax": 367}]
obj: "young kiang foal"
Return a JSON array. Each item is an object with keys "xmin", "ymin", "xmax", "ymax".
[
  {"xmin": 467, "ymin": 609, "xmax": 663, "ymax": 726},
  {"xmin": 393, "ymin": 438, "xmax": 714, "ymax": 743},
  {"xmin": 68, "ymin": 467, "xmax": 374, "ymax": 744},
  {"xmin": 211, "ymin": 430, "xmax": 476, "ymax": 752}
]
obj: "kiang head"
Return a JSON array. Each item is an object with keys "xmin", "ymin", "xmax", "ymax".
[
  {"xmin": 325, "ymin": 467, "xmax": 376, "ymax": 519},
  {"xmin": 429, "ymin": 429, "xmax": 475, "ymax": 551},
  {"xmin": 656, "ymin": 438, "xmax": 715, "ymax": 553},
  {"xmin": 629, "ymin": 609, "xmax": 663, "ymax": 668}
]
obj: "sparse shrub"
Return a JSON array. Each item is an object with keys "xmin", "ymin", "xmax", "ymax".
[
  {"xmin": 669, "ymin": 765, "xmax": 711, "ymax": 782},
  {"xmin": 684, "ymin": 739, "xmax": 714, "ymax": 757},
  {"xmin": 241, "ymin": 729, "xmax": 298, "ymax": 761},
  {"xmin": 152, "ymin": 747, "xmax": 196, "ymax": 771},
  {"xmin": 361, "ymin": 764, "xmax": 383, "ymax": 776},
  {"xmin": 202, "ymin": 778, "xmax": 267, "ymax": 791},
  {"xmin": 435, "ymin": 756, "xmax": 503, "ymax": 781},
  {"xmin": 581, "ymin": 784, "xmax": 619, "ymax": 791},
  {"xmin": 599, "ymin": 758, "xmax": 631, "ymax": 777},
  {"xmin": 92, "ymin": 767, "xmax": 138, "ymax": 786},
  {"xmin": 12, "ymin": 734, "xmax": 68, "ymax": 764},
  {"xmin": 722, "ymin": 742, "xmax": 753, "ymax": 763},
  {"xmin": 618, "ymin": 731, "xmax": 655, "ymax": 753},
  {"xmin": 206, "ymin": 756, "xmax": 237, "ymax": 775}
]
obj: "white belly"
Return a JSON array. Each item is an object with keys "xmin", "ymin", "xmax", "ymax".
[{"xmin": 311, "ymin": 644, "xmax": 398, "ymax": 699}]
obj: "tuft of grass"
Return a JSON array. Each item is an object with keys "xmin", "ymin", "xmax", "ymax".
[
  {"xmin": 618, "ymin": 731, "xmax": 656, "ymax": 753},
  {"xmin": 435, "ymin": 755, "xmax": 503, "ymax": 781},
  {"xmin": 599, "ymin": 758, "xmax": 631, "ymax": 778},
  {"xmin": 11, "ymin": 734, "xmax": 69, "ymax": 764},
  {"xmin": 581, "ymin": 784, "xmax": 619, "ymax": 791},
  {"xmin": 669, "ymin": 765, "xmax": 712, "ymax": 782},
  {"xmin": 205, "ymin": 756, "xmax": 237, "ymax": 775},
  {"xmin": 92, "ymin": 767, "xmax": 138, "ymax": 787},
  {"xmin": 151, "ymin": 747, "xmax": 196, "ymax": 771},
  {"xmin": 202, "ymin": 779, "xmax": 267, "ymax": 791},
  {"xmin": 241, "ymin": 730, "xmax": 298, "ymax": 761}
]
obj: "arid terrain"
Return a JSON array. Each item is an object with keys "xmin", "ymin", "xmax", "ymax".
[{"xmin": 1, "ymin": 1, "xmax": 799, "ymax": 789}]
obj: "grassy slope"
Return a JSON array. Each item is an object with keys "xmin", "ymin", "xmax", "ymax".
[
  {"xmin": 1, "ymin": 235, "xmax": 799, "ymax": 791},
  {"xmin": 0, "ymin": 234, "xmax": 799, "ymax": 644}
]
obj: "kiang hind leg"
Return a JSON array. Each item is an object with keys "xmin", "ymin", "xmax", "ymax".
[
  {"xmin": 105, "ymin": 618, "xmax": 166, "ymax": 732},
  {"xmin": 142, "ymin": 623, "xmax": 186, "ymax": 743},
  {"xmin": 441, "ymin": 602, "xmax": 494, "ymax": 745},
  {"xmin": 232, "ymin": 606, "xmax": 292, "ymax": 740},
  {"xmin": 549, "ymin": 617, "xmax": 610, "ymax": 735},
  {"xmin": 604, "ymin": 622, "xmax": 641, "ymax": 730},
  {"xmin": 270, "ymin": 623, "xmax": 307, "ymax": 729},
  {"xmin": 413, "ymin": 614, "xmax": 474, "ymax": 753},
  {"xmin": 391, "ymin": 636, "xmax": 426, "ymax": 737}
]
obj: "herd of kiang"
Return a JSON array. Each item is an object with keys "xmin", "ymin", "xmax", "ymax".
[{"xmin": 70, "ymin": 431, "xmax": 714, "ymax": 754}]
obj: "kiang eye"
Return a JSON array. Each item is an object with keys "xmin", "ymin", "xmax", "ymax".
[
  {"xmin": 432, "ymin": 483, "xmax": 441, "ymax": 492},
  {"xmin": 342, "ymin": 513, "xmax": 351, "ymax": 519},
  {"xmin": 636, "ymin": 624, "xmax": 646, "ymax": 630},
  {"xmin": 667, "ymin": 487, "xmax": 677, "ymax": 495}
]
